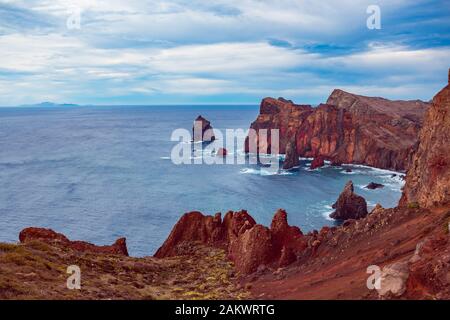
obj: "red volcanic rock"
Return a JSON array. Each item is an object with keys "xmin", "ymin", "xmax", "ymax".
[
  {"xmin": 278, "ymin": 246, "xmax": 297, "ymax": 267},
  {"xmin": 282, "ymin": 137, "xmax": 299, "ymax": 169},
  {"xmin": 193, "ymin": 115, "xmax": 215, "ymax": 142},
  {"xmin": 19, "ymin": 227, "xmax": 69, "ymax": 243},
  {"xmin": 216, "ymin": 148, "xmax": 227, "ymax": 157},
  {"xmin": 246, "ymin": 93, "xmax": 428, "ymax": 171},
  {"xmin": 155, "ymin": 210, "xmax": 256, "ymax": 258},
  {"xmin": 154, "ymin": 211, "xmax": 224, "ymax": 258},
  {"xmin": 400, "ymin": 69, "xmax": 450, "ymax": 208},
  {"xmin": 310, "ymin": 156, "xmax": 325, "ymax": 169},
  {"xmin": 222, "ymin": 210, "xmax": 256, "ymax": 243},
  {"xmin": 155, "ymin": 209, "xmax": 308, "ymax": 274},
  {"xmin": 270, "ymin": 209, "xmax": 306, "ymax": 256},
  {"xmin": 19, "ymin": 227, "xmax": 129, "ymax": 256},
  {"xmin": 228, "ymin": 224, "xmax": 274, "ymax": 274},
  {"xmin": 330, "ymin": 181, "xmax": 368, "ymax": 220},
  {"xmin": 365, "ymin": 182, "xmax": 384, "ymax": 190},
  {"xmin": 405, "ymin": 231, "xmax": 450, "ymax": 299}
]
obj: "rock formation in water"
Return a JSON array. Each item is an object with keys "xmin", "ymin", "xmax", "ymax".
[
  {"xmin": 310, "ymin": 156, "xmax": 325, "ymax": 169},
  {"xmin": 19, "ymin": 227, "xmax": 129, "ymax": 256},
  {"xmin": 216, "ymin": 147, "xmax": 227, "ymax": 157},
  {"xmin": 246, "ymin": 91, "xmax": 429, "ymax": 170},
  {"xmin": 400, "ymin": 70, "xmax": 450, "ymax": 208},
  {"xmin": 282, "ymin": 136, "xmax": 299, "ymax": 169},
  {"xmin": 330, "ymin": 181, "xmax": 368, "ymax": 220},
  {"xmin": 365, "ymin": 182, "xmax": 384, "ymax": 190},
  {"xmin": 192, "ymin": 115, "xmax": 215, "ymax": 142}
]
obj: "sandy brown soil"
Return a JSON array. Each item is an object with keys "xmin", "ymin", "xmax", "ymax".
[{"xmin": 248, "ymin": 206, "xmax": 450, "ymax": 299}]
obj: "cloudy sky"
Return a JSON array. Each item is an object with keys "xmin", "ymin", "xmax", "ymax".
[{"xmin": 0, "ymin": 0, "xmax": 449, "ymax": 105}]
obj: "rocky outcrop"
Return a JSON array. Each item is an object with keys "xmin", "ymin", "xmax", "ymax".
[
  {"xmin": 155, "ymin": 209, "xmax": 308, "ymax": 274},
  {"xmin": 330, "ymin": 181, "xmax": 368, "ymax": 220},
  {"xmin": 19, "ymin": 227, "xmax": 129, "ymax": 256},
  {"xmin": 246, "ymin": 92, "xmax": 429, "ymax": 171},
  {"xmin": 216, "ymin": 147, "xmax": 227, "ymax": 157},
  {"xmin": 154, "ymin": 211, "xmax": 226, "ymax": 258},
  {"xmin": 377, "ymin": 261, "xmax": 410, "ymax": 297},
  {"xmin": 229, "ymin": 225, "xmax": 274, "ymax": 274},
  {"xmin": 405, "ymin": 230, "xmax": 450, "ymax": 299},
  {"xmin": 270, "ymin": 209, "xmax": 306, "ymax": 255},
  {"xmin": 366, "ymin": 182, "xmax": 384, "ymax": 190},
  {"xmin": 154, "ymin": 210, "xmax": 255, "ymax": 258},
  {"xmin": 400, "ymin": 69, "xmax": 450, "ymax": 208},
  {"xmin": 310, "ymin": 156, "xmax": 325, "ymax": 169},
  {"xmin": 192, "ymin": 115, "xmax": 215, "ymax": 142},
  {"xmin": 282, "ymin": 136, "xmax": 299, "ymax": 169},
  {"xmin": 222, "ymin": 210, "xmax": 257, "ymax": 243}
]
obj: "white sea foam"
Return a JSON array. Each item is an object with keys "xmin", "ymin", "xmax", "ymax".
[
  {"xmin": 321, "ymin": 204, "xmax": 335, "ymax": 221},
  {"xmin": 343, "ymin": 164, "xmax": 404, "ymax": 176},
  {"xmin": 239, "ymin": 167, "xmax": 293, "ymax": 176}
]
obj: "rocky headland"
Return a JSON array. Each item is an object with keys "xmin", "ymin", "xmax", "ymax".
[{"xmin": 245, "ymin": 90, "xmax": 429, "ymax": 171}]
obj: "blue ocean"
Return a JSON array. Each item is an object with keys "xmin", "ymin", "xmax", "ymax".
[{"xmin": 0, "ymin": 106, "xmax": 404, "ymax": 256}]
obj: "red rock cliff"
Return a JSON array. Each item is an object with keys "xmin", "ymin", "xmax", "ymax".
[
  {"xmin": 155, "ymin": 209, "xmax": 309, "ymax": 274},
  {"xmin": 246, "ymin": 92, "xmax": 429, "ymax": 170},
  {"xmin": 400, "ymin": 69, "xmax": 450, "ymax": 207}
]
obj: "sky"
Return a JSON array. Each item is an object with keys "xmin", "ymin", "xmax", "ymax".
[{"xmin": 0, "ymin": 0, "xmax": 449, "ymax": 106}]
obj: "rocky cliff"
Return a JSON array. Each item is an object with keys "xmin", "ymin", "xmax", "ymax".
[
  {"xmin": 400, "ymin": 70, "xmax": 450, "ymax": 207},
  {"xmin": 246, "ymin": 92, "xmax": 429, "ymax": 170}
]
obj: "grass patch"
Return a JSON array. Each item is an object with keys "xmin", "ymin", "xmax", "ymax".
[
  {"xmin": 26, "ymin": 240, "xmax": 52, "ymax": 252},
  {"xmin": 407, "ymin": 202, "xmax": 420, "ymax": 209},
  {"xmin": 0, "ymin": 243, "xmax": 18, "ymax": 252}
]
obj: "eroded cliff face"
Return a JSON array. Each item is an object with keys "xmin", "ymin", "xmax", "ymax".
[
  {"xmin": 400, "ymin": 70, "xmax": 450, "ymax": 208},
  {"xmin": 246, "ymin": 92, "xmax": 429, "ymax": 170}
]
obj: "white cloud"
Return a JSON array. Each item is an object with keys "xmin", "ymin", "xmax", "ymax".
[{"xmin": 0, "ymin": 0, "xmax": 448, "ymax": 105}]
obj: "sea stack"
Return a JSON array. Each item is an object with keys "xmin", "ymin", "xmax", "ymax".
[
  {"xmin": 365, "ymin": 182, "xmax": 384, "ymax": 190},
  {"xmin": 330, "ymin": 181, "xmax": 368, "ymax": 220},
  {"xmin": 216, "ymin": 147, "xmax": 227, "ymax": 157},
  {"xmin": 310, "ymin": 156, "xmax": 325, "ymax": 169},
  {"xmin": 282, "ymin": 136, "xmax": 300, "ymax": 169},
  {"xmin": 193, "ymin": 115, "xmax": 215, "ymax": 142}
]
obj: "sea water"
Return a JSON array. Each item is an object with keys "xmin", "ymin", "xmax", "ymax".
[{"xmin": 0, "ymin": 105, "xmax": 404, "ymax": 256}]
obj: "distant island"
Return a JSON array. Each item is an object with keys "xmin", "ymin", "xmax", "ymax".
[{"xmin": 4, "ymin": 102, "xmax": 81, "ymax": 108}]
